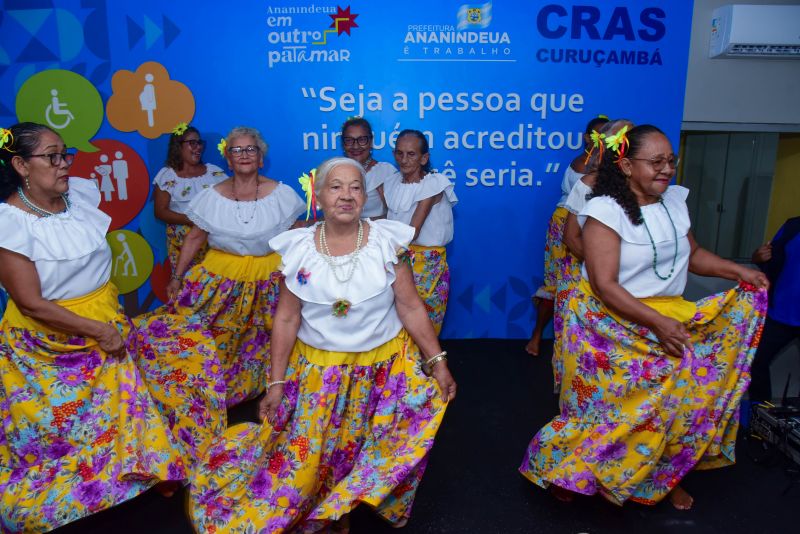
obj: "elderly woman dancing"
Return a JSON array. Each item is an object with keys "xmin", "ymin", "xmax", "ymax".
[
  {"xmin": 152, "ymin": 122, "xmax": 226, "ymax": 272},
  {"xmin": 519, "ymin": 124, "xmax": 768, "ymax": 510},
  {"xmin": 135, "ymin": 126, "xmax": 304, "ymax": 465},
  {"xmin": 0, "ymin": 123, "xmax": 185, "ymax": 531},
  {"xmin": 188, "ymin": 157, "xmax": 456, "ymax": 533},
  {"xmin": 383, "ymin": 129, "xmax": 457, "ymax": 335}
]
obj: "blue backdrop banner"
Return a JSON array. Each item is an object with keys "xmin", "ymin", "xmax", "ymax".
[{"xmin": 0, "ymin": 0, "xmax": 694, "ymax": 338}]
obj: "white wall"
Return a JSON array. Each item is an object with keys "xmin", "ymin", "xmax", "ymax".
[{"xmin": 683, "ymin": 0, "xmax": 800, "ymax": 131}]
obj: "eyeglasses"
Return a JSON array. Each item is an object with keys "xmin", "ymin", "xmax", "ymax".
[
  {"xmin": 342, "ymin": 135, "xmax": 371, "ymax": 148},
  {"xmin": 629, "ymin": 155, "xmax": 678, "ymax": 171},
  {"xmin": 227, "ymin": 145, "xmax": 260, "ymax": 157},
  {"xmin": 27, "ymin": 152, "xmax": 75, "ymax": 167},
  {"xmin": 181, "ymin": 139, "xmax": 206, "ymax": 149}
]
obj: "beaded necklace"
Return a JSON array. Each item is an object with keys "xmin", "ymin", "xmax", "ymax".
[
  {"xmin": 17, "ymin": 187, "xmax": 70, "ymax": 217},
  {"xmin": 318, "ymin": 220, "xmax": 364, "ymax": 317},
  {"xmin": 640, "ymin": 197, "xmax": 678, "ymax": 281},
  {"xmin": 232, "ymin": 178, "xmax": 259, "ymax": 224}
]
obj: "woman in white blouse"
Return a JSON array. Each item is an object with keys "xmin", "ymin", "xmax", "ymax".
[
  {"xmin": 152, "ymin": 123, "xmax": 226, "ymax": 272},
  {"xmin": 383, "ymin": 129, "xmax": 457, "ymax": 335},
  {"xmin": 0, "ymin": 123, "xmax": 185, "ymax": 531},
  {"xmin": 136, "ymin": 126, "xmax": 304, "ymax": 466},
  {"xmin": 187, "ymin": 157, "xmax": 456, "ymax": 533},
  {"xmin": 520, "ymin": 124, "xmax": 769, "ymax": 510},
  {"xmin": 340, "ymin": 116, "xmax": 394, "ymax": 218}
]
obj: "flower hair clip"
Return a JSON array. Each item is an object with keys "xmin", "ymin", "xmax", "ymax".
[
  {"xmin": 217, "ymin": 138, "xmax": 227, "ymax": 157},
  {"xmin": 585, "ymin": 130, "xmax": 606, "ymax": 165},
  {"xmin": 298, "ymin": 168, "xmax": 318, "ymax": 221},
  {"xmin": 0, "ymin": 128, "xmax": 14, "ymax": 152},
  {"xmin": 172, "ymin": 122, "xmax": 189, "ymax": 136},
  {"xmin": 604, "ymin": 125, "xmax": 630, "ymax": 162}
]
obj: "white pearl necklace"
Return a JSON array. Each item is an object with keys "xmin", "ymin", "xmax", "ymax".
[{"xmin": 318, "ymin": 219, "xmax": 363, "ymax": 284}]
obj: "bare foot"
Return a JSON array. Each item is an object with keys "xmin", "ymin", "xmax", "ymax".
[
  {"xmin": 154, "ymin": 480, "xmax": 180, "ymax": 498},
  {"xmin": 550, "ymin": 484, "xmax": 574, "ymax": 503},
  {"xmin": 330, "ymin": 513, "xmax": 350, "ymax": 533},
  {"xmin": 668, "ymin": 485, "xmax": 693, "ymax": 510}
]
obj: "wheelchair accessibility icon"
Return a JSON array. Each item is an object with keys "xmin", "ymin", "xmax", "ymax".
[{"xmin": 45, "ymin": 89, "xmax": 75, "ymax": 129}]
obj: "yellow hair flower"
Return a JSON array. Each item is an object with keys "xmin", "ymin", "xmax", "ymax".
[
  {"xmin": 590, "ymin": 130, "xmax": 606, "ymax": 148},
  {"xmin": 172, "ymin": 122, "xmax": 188, "ymax": 136},
  {"xmin": 217, "ymin": 138, "xmax": 227, "ymax": 157},
  {"xmin": 0, "ymin": 128, "xmax": 13, "ymax": 151},
  {"xmin": 604, "ymin": 125, "xmax": 629, "ymax": 155},
  {"xmin": 298, "ymin": 168, "xmax": 317, "ymax": 221}
]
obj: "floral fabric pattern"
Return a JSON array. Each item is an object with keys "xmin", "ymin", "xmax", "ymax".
[
  {"xmin": 0, "ymin": 284, "xmax": 186, "ymax": 532},
  {"xmin": 542, "ymin": 206, "xmax": 583, "ymax": 392},
  {"xmin": 188, "ymin": 332, "xmax": 447, "ymax": 533},
  {"xmin": 133, "ymin": 314, "xmax": 226, "ymax": 469},
  {"xmin": 519, "ymin": 281, "xmax": 767, "ymax": 505},
  {"xmin": 166, "ymin": 222, "xmax": 209, "ymax": 274},
  {"xmin": 409, "ymin": 245, "xmax": 450, "ymax": 335},
  {"xmin": 165, "ymin": 250, "xmax": 282, "ymax": 407}
]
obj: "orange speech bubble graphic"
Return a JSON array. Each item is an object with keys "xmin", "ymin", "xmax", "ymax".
[{"xmin": 106, "ymin": 61, "xmax": 195, "ymax": 139}]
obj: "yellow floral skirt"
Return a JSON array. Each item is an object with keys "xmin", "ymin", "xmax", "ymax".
[
  {"xmin": 0, "ymin": 283, "xmax": 186, "ymax": 532},
  {"xmin": 520, "ymin": 279, "xmax": 767, "ymax": 505},
  {"xmin": 188, "ymin": 331, "xmax": 448, "ymax": 533},
  {"xmin": 133, "ymin": 313, "xmax": 225, "ymax": 469},
  {"xmin": 409, "ymin": 245, "xmax": 450, "ymax": 335},
  {"xmin": 164, "ymin": 249, "xmax": 282, "ymax": 406},
  {"xmin": 166, "ymin": 222, "xmax": 208, "ymax": 273}
]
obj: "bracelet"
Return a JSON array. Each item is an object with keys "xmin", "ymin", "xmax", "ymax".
[
  {"xmin": 424, "ymin": 351, "xmax": 447, "ymax": 366},
  {"xmin": 170, "ymin": 272, "xmax": 183, "ymax": 282},
  {"xmin": 422, "ymin": 351, "xmax": 447, "ymax": 376},
  {"xmin": 267, "ymin": 380, "xmax": 286, "ymax": 389}
]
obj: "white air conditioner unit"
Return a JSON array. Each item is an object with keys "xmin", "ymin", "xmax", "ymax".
[{"xmin": 709, "ymin": 4, "xmax": 800, "ymax": 59}]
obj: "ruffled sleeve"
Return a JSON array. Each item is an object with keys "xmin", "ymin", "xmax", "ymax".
[
  {"xmin": 564, "ymin": 179, "xmax": 592, "ymax": 215},
  {"xmin": 578, "ymin": 196, "xmax": 622, "ymax": 233},
  {"xmin": 184, "ymin": 187, "xmax": 216, "ymax": 233},
  {"xmin": 67, "ymin": 176, "xmax": 102, "ymax": 208},
  {"xmin": 418, "ymin": 172, "xmax": 458, "ymax": 205},
  {"xmin": 368, "ymin": 219, "xmax": 415, "ymax": 269},
  {"xmin": 152, "ymin": 167, "xmax": 177, "ymax": 192},
  {"xmin": 366, "ymin": 162, "xmax": 396, "ymax": 192},
  {"xmin": 272, "ymin": 183, "xmax": 306, "ymax": 229},
  {"xmin": 0, "ymin": 179, "xmax": 111, "ymax": 261},
  {"xmin": 269, "ymin": 226, "xmax": 313, "ymax": 268}
]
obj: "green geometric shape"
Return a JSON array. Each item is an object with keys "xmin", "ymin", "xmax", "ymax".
[{"xmin": 16, "ymin": 69, "xmax": 103, "ymax": 152}]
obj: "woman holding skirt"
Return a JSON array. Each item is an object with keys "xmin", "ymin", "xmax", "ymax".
[
  {"xmin": 188, "ymin": 157, "xmax": 456, "ymax": 533},
  {"xmin": 520, "ymin": 124, "xmax": 768, "ymax": 510},
  {"xmin": 384, "ymin": 129, "xmax": 457, "ymax": 335},
  {"xmin": 0, "ymin": 123, "xmax": 185, "ymax": 531},
  {"xmin": 135, "ymin": 126, "xmax": 304, "ymax": 465}
]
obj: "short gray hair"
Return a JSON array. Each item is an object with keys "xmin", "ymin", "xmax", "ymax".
[
  {"xmin": 226, "ymin": 126, "xmax": 268, "ymax": 156},
  {"xmin": 313, "ymin": 157, "xmax": 365, "ymax": 197}
]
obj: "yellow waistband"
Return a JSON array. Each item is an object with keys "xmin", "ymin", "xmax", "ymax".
[
  {"xmin": 201, "ymin": 249, "xmax": 282, "ymax": 281},
  {"xmin": 579, "ymin": 278, "xmax": 696, "ymax": 323},
  {"xmin": 295, "ymin": 333, "xmax": 406, "ymax": 366},
  {"xmin": 2, "ymin": 282, "xmax": 119, "ymax": 331},
  {"xmin": 410, "ymin": 244, "xmax": 446, "ymax": 254}
]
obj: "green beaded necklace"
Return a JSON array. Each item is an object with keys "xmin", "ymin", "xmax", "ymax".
[{"xmin": 640, "ymin": 197, "xmax": 678, "ymax": 281}]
